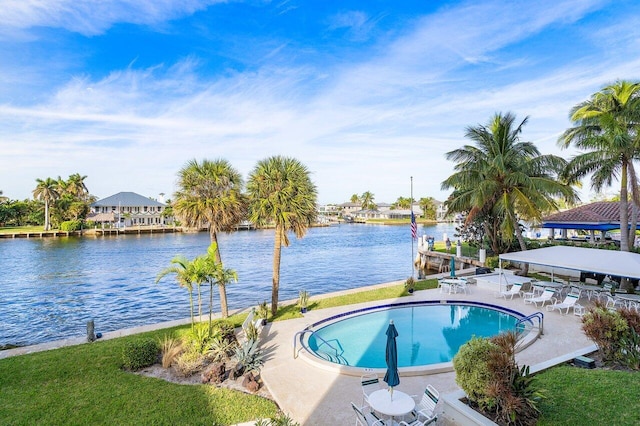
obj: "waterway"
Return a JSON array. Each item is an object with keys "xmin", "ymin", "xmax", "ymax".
[{"xmin": 0, "ymin": 222, "xmax": 457, "ymax": 347}]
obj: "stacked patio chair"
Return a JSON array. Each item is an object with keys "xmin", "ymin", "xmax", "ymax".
[{"xmin": 360, "ymin": 373, "xmax": 380, "ymax": 405}]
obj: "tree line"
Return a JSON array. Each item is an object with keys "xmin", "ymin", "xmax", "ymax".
[{"xmin": 348, "ymin": 191, "xmax": 438, "ymax": 220}]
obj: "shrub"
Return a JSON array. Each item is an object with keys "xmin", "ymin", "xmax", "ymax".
[
  {"xmin": 207, "ymin": 335, "xmax": 237, "ymax": 362},
  {"xmin": 485, "ymin": 256, "xmax": 499, "ymax": 269},
  {"xmin": 211, "ymin": 319, "xmax": 236, "ymax": 343},
  {"xmin": 453, "ymin": 336, "xmax": 497, "ymax": 405},
  {"xmin": 60, "ymin": 220, "xmax": 82, "ymax": 231},
  {"xmin": 245, "ymin": 321, "xmax": 259, "ymax": 342},
  {"xmin": 174, "ymin": 350, "xmax": 205, "ymax": 377},
  {"xmin": 453, "ymin": 332, "xmax": 543, "ymax": 426},
  {"xmin": 122, "ymin": 339, "xmax": 159, "ymax": 370},
  {"xmin": 581, "ymin": 305, "xmax": 629, "ymax": 362},
  {"xmin": 159, "ymin": 335, "xmax": 182, "ymax": 368},
  {"xmin": 254, "ymin": 413, "xmax": 300, "ymax": 426},
  {"xmin": 185, "ymin": 323, "xmax": 211, "ymax": 354}
]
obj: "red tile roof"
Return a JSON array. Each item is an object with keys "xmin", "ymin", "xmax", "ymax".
[{"xmin": 543, "ymin": 201, "xmax": 638, "ymax": 224}]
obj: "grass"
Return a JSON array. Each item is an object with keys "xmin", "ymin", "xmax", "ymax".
[
  {"xmin": 0, "ymin": 225, "xmax": 45, "ymax": 234},
  {"xmin": 536, "ymin": 365, "xmax": 640, "ymax": 425}
]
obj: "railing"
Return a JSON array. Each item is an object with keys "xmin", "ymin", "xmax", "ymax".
[
  {"xmin": 293, "ymin": 329, "xmax": 343, "ymax": 361},
  {"xmin": 516, "ymin": 311, "xmax": 544, "ymax": 335}
]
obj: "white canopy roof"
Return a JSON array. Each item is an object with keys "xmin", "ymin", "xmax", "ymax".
[{"xmin": 499, "ymin": 246, "xmax": 640, "ymax": 279}]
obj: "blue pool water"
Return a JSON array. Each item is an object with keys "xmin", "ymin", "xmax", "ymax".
[{"xmin": 305, "ymin": 302, "xmax": 520, "ymax": 368}]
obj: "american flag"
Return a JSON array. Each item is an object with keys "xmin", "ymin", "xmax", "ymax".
[{"xmin": 411, "ymin": 211, "xmax": 417, "ymax": 240}]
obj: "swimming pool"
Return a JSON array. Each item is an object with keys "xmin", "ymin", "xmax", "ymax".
[{"xmin": 298, "ymin": 301, "xmax": 535, "ymax": 375}]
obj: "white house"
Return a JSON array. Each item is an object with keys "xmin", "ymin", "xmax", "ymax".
[{"xmin": 88, "ymin": 192, "xmax": 171, "ymax": 227}]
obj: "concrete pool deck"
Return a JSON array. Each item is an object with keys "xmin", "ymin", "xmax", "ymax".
[{"xmin": 259, "ymin": 275, "xmax": 595, "ymax": 425}]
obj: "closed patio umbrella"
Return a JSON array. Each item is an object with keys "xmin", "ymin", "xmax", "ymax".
[
  {"xmin": 383, "ymin": 320, "xmax": 400, "ymax": 397},
  {"xmin": 450, "ymin": 256, "xmax": 456, "ymax": 277}
]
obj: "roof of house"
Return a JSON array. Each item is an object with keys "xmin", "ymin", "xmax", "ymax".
[
  {"xmin": 91, "ymin": 192, "xmax": 165, "ymax": 207},
  {"xmin": 542, "ymin": 201, "xmax": 639, "ymax": 231}
]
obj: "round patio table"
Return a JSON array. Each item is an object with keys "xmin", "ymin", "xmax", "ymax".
[{"xmin": 368, "ymin": 389, "xmax": 415, "ymax": 425}]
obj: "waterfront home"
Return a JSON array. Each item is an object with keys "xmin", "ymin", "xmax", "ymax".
[{"xmin": 88, "ymin": 192, "xmax": 172, "ymax": 227}]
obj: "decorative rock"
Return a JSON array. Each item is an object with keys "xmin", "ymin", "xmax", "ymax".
[
  {"xmin": 201, "ymin": 362, "xmax": 226, "ymax": 384},
  {"xmin": 229, "ymin": 363, "xmax": 244, "ymax": 380},
  {"xmin": 242, "ymin": 372, "xmax": 260, "ymax": 393}
]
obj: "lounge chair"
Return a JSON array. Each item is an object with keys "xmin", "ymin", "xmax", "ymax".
[
  {"xmin": 497, "ymin": 283, "xmax": 523, "ymax": 300},
  {"xmin": 406, "ymin": 384, "xmax": 438, "ymax": 425},
  {"xmin": 360, "ymin": 373, "xmax": 380, "ymax": 405},
  {"xmin": 351, "ymin": 402, "xmax": 385, "ymax": 426},
  {"xmin": 546, "ymin": 293, "xmax": 580, "ymax": 315},
  {"xmin": 524, "ymin": 288, "xmax": 557, "ymax": 307}
]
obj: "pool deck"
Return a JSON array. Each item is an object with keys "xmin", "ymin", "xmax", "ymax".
[{"xmin": 259, "ymin": 274, "xmax": 595, "ymax": 425}]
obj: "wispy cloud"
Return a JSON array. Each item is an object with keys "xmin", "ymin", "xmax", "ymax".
[{"xmin": 0, "ymin": 0, "xmax": 223, "ymax": 37}]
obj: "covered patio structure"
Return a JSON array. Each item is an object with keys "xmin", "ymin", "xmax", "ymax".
[{"xmin": 499, "ymin": 246, "xmax": 640, "ymax": 283}]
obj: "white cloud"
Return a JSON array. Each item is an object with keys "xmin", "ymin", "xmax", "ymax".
[{"xmin": 0, "ymin": 0, "xmax": 223, "ymax": 36}]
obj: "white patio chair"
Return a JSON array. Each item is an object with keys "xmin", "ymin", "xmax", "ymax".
[
  {"xmin": 360, "ymin": 373, "xmax": 380, "ymax": 405},
  {"xmin": 605, "ymin": 295, "xmax": 625, "ymax": 311},
  {"xmin": 406, "ymin": 384, "xmax": 438, "ymax": 425},
  {"xmin": 497, "ymin": 283, "xmax": 523, "ymax": 300},
  {"xmin": 522, "ymin": 283, "xmax": 544, "ymax": 300},
  {"xmin": 546, "ymin": 293, "xmax": 580, "ymax": 315},
  {"xmin": 524, "ymin": 288, "xmax": 557, "ymax": 307},
  {"xmin": 351, "ymin": 402, "xmax": 385, "ymax": 426}
]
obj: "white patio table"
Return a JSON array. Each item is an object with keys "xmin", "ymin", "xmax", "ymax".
[{"xmin": 368, "ymin": 389, "xmax": 415, "ymax": 425}]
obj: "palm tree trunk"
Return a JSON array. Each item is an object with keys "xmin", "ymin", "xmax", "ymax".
[
  {"xmin": 620, "ymin": 162, "xmax": 630, "ymax": 252},
  {"xmin": 271, "ymin": 225, "xmax": 283, "ymax": 316},
  {"xmin": 44, "ymin": 200, "xmax": 50, "ymax": 231},
  {"xmin": 209, "ymin": 280, "xmax": 214, "ymax": 334},
  {"xmin": 188, "ymin": 290, "xmax": 194, "ymax": 329},
  {"xmin": 210, "ymin": 230, "xmax": 229, "ymax": 318}
]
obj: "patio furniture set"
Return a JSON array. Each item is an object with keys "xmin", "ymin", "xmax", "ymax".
[
  {"xmin": 495, "ymin": 278, "xmax": 640, "ymax": 316},
  {"xmin": 352, "ymin": 373, "xmax": 439, "ymax": 426}
]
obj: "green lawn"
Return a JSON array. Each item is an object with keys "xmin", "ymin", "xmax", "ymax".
[
  {"xmin": 536, "ymin": 365, "xmax": 640, "ymax": 425},
  {"xmin": 0, "ymin": 225, "xmax": 45, "ymax": 234}
]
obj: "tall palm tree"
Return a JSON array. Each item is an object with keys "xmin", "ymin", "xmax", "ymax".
[
  {"xmin": 350, "ymin": 194, "xmax": 360, "ymax": 204},
  {"xmin": 65, "ymin": 173, "xmax": 89, "ymax": 201},
  {"xmin": 173, "ymin": 159, "xmax": 247, "ymax": 318},
  {"xmin": 246, "ymin": 156, "xmax": 318, "ymax": 315},
  {"xmin": 442, "ymin": 112, "xmax": 577, "ymax": 262},
  {"xmin": 559, "ymin": 80, "xmax": 640, "ymax": 252},
  {"xmin": 419, "ymin": 197, "xmax": 436, "ymax": 220},
  {"xmin": 360, "ymin": 191, "xmax": 375, "ymax": 210},
  {"xmin": 33, "ymin": 177, "xmax": 60, "ymax": 231},
  {"xmin": 155, "ymin": 255, "xmax": 198, "ymax": 328}
]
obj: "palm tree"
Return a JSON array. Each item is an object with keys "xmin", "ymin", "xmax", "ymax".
[
  {"xmin": 33, "ymin": 177, "xmax": 60, "ymax": 231},
  {"xmin": 419, "ymin": 197, "xmax": 436, "ymax": 220},
  {"xmin": 199, "ymin": 244, "xmax": 238, "ymax": 333},
  {"xmin": 442, "ymin": 112, "xmax": 577, "ymax": 263},
  {"xmin": 65, "ymin": 173, "xmax": 89, "ymax": 201},
  {"xmin": 246, "ymin": 156, "xmax": 318, "ymax": 316},
  {"xmin": 393, "ymin": 197, "xmax": 413, "ymax": 210},
  {"xmin": 155, "ymin": 255, "xmax": 198, "ymax": 328},
  {"xmin": 559, "ymin": 80, "xmax": 640, "ymax": 252},
  {"xmin": 173, "ymin": 159, "xmax": 247, "ymax": 318},
  {"xmin": 360, "ymin": 191, "xmax": 375, "ymax": 210},
  {"xmin": 350, "ymin": 194, "xmax": 360, "ymax": 204}
]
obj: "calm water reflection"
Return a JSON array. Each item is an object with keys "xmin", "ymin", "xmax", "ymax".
[{"xmin": 0, "ymin": 223, "xmax": 457, "ymax": 347}]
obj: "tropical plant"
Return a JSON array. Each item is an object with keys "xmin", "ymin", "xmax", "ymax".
[
  {"xmin": 559, "ymin": 80, "xmax": 640, "ymax": 260},
  {"xmin": 155, "ymin": 255, "xmax": 198, "ymax": 328},
  {"xmin": 173, "ymin": 158, "xmax": 247, "ymax": 317},
  {"xmin": 246, "ymin": 156, "xmax": 318, "ymax": 316},
  {"xmin": 257, "ymin": 301, "xmax": 269, "ymax": 324},
  {"xmin": 392, "ymin": 196, "xmax": 413, "ymax": 209},
  {"xmin": 418, "ymin": 197, "xmax": 436, "ymax": 220},
  {"xmin": 254, "ymin": 413, "xmax": 300, "ymax": 426},
  {"xmin": 207, "ymin": 334, "xmax": 237, "ymax": 362},
  {"xmin": 33, "ymin": 177, "xmax": 60, "ymax": 230},
  {"xmin": 349, "ymin": 194, "xmax": 360, "ymax": 204},
  {"xmin": 404, "ymin": 276, "xmax": 415, "ymax": 293},
  {"xmin": 360, "ymin": 191, "xmax": 376, "ymax": 210},
  {"xmin": 199, "ymin": 243, "xmax": 238, "ymax": 333},
  {"xmin": 233, "ymin": 339, "xmax": 265, "ymax": 372},
  {"xmin": 442, "ymin": 112, "xmax": 578, "ymax": 270},
  {"xmin": 174, "ymin": 350, "xmax": 206, "ymax": 377},
  {"xmin": 297, "ymin": 290, "xmax": 309, "ymax": 310}
]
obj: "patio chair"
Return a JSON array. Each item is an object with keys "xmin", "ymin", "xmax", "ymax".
[
  {"xmin": 351, "ymin": 402, "xmax": 385, "ymax": 426},
  {"xmin": 546, "ymin": 293, "xmax": 580, "ymax": 315},
  {"xmin": 497, "ymin": 283, "xmax": 523, "ymax": 300},
  {"xmin": 605, "ymin": 295, "xmax": 625, "ymax": 311},
  {"xmin": 522, "ymin": 283, "xmax": 544, "ymax": 300},
  {"xmin": 524, "ymin": 288, "xmax": 557, "ymax": 307},
  {"xmin": 456, "ymin": 277, "xmax": 471, "ymax": 294},
  {"xmin": 398, "ymin": 420, "xmax": 428, "ymax": 426},
  {"xmin": 360, "ymin": 373, "xmax": 380, "ymax": 405},
  {"xmin": 406, "ymin": 384, "xmax": 439, "ymax": 425}
]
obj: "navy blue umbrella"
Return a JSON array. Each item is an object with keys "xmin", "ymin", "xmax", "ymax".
[{"xmin": 383, "ymin": 320, "xmax": 400, "ymax": 395}]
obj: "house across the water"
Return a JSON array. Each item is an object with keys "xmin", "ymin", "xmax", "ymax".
[{"xmin": 88, "ymin": 191, "xmax": 172, "ymax": 228}]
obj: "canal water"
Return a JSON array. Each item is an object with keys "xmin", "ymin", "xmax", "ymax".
[{"xmin": 0, "ymin": 223, "xmax": 457, "ymax": 347}]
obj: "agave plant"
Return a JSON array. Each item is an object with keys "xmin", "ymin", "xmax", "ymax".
[{"xmin": 233, "ymin": 339, "xmax": 265, "ymax": 372}]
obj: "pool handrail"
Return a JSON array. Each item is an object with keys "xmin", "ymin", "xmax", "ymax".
[
  {"xmin": 516, "ymin": 311, "xmax": 544, "ymax": 335},
  {"xmin": 293, "ymin": 329, "xmax": 342, "ymax": 360}
]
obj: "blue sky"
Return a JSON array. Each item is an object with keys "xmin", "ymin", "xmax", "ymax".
[{"xmin": 1, "ymin": 0, "xmax": 639, "ymax": 204}]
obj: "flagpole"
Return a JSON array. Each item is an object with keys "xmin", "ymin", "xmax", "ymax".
[{"xmin": 411, "ymin": 176, "xmax": 414, "ymax": 278}]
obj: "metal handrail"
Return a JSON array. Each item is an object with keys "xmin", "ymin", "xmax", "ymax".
[
  {"xmin": 293, "ymin": 329, "xmax": 341, "ymax": 359},
  {"xmin": 516, "ymin": 311, "xmax": 544, "ymax": 335}
]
